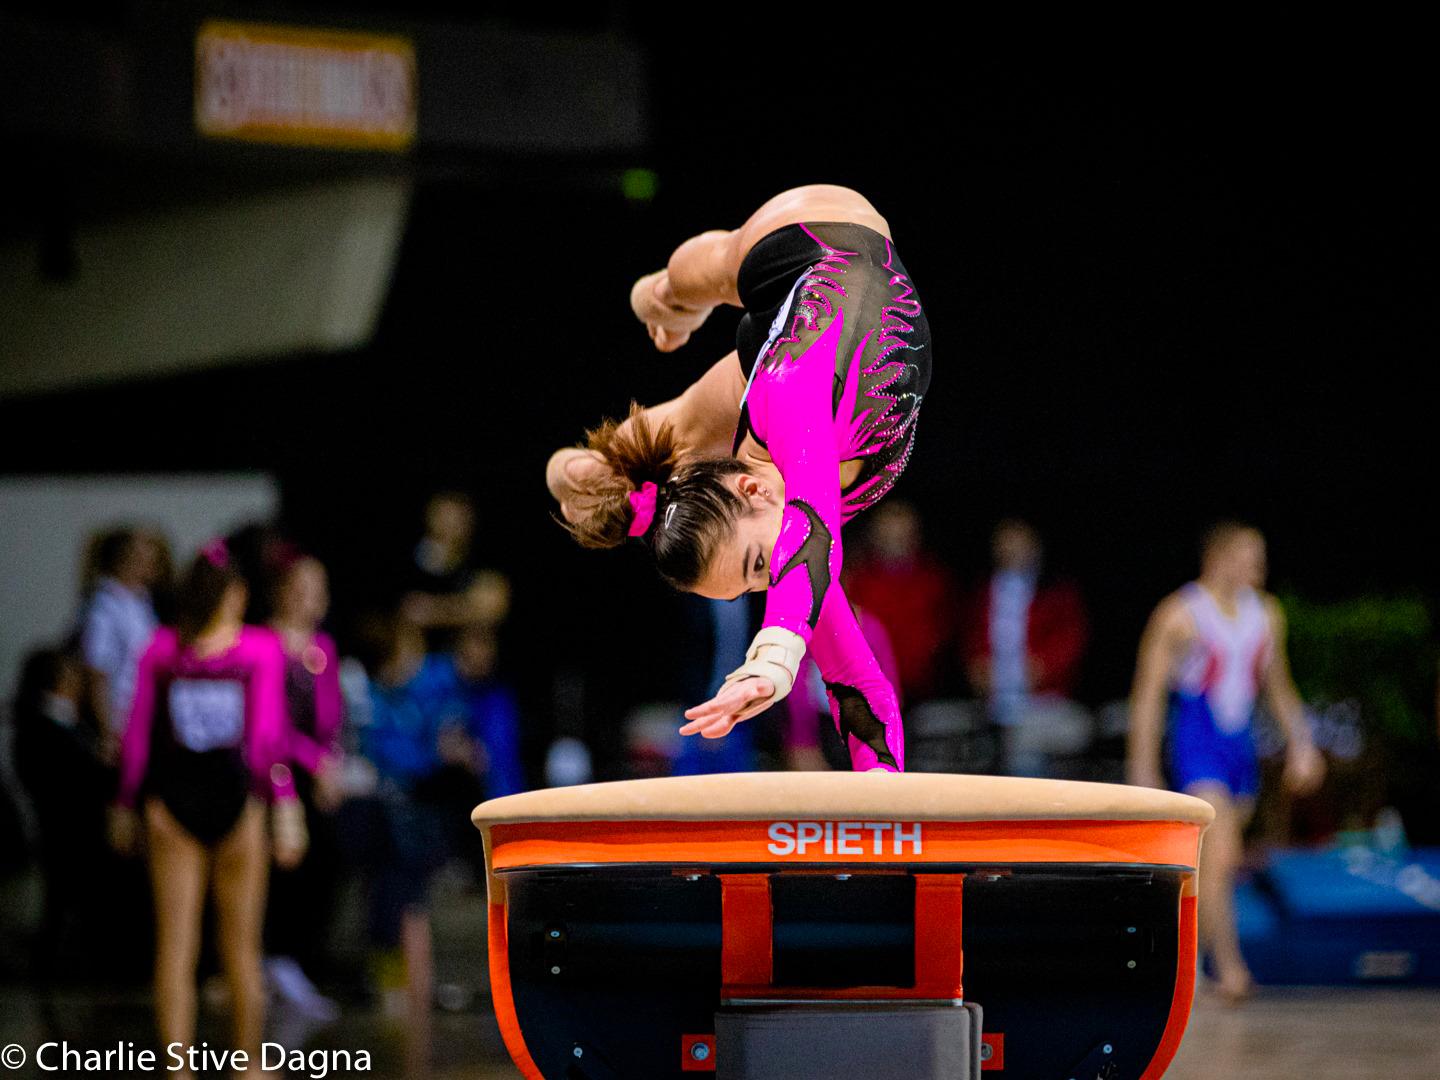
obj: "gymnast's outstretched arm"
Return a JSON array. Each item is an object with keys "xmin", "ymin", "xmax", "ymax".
[{"xmin": 808, "ymin": 595, "xmax": 906, "ymax": 771}]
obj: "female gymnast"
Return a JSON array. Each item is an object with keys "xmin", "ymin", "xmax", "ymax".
[
  {"xmin": 265, "ymin": 549, "xmax": 344, "ymax": 1018},
  {"xmin": 548, "ymin": 185, "xmax": 930, "ymax": 771},
  {"xmin": 109, "ymin": 541, "xmax": 307, "ymax": 1076}
]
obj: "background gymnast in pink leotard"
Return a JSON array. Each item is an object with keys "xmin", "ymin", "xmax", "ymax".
[
  {"xmin": 548, "ymin": 185, "xmax": 931, "ymax": 772},
  {"xmin": 109, "ymin": 541, "xmax": 307, "ymax": 1077}
]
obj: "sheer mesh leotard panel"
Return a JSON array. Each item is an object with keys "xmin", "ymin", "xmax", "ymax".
[
  {"xmin": 734, "ymin": 221, "xmax": 931, "ymax": 523},
  {"xmin": 730, "ymin": 222, "xmax": 931, "ymax": 771}
]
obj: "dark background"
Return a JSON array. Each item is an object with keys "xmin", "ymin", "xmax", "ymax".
[{"xmin": 2, "ymin": 20, "xmax": 1433, "ymax": 771}]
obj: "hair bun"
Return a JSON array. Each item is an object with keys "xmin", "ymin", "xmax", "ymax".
[{"xmin": 564, "ymin": 404, "xmax": 683, "ymax": 550}]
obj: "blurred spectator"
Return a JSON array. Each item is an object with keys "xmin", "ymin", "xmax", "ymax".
[
  {"xmin": 424, "ymin": 624, "xmax": 525, "ymax": 800},
  {"xmin": 412, "ymin": 624, "xmax": 525, "ymax": 879},
  {"xmin": 11, "ymin": 647, "xmax": 109, "ymax": 990},
  {"xmin": 350, "ymin": 612, "xmax": 447, "ymax": 965},
  {"xmin": 963, "ymin": 519, "xmax": 1088, "ymax": 704},
  {"xmin": 962, "ymin": 519, "xmax": 1089, "ymax": 775},
  {"xmin": 265, "ymin": 551, "xmax": 344, "ymax": 1022},
  {"xmin": 355, "ymin": 613, "xmax": 427, "ymax": 790},
  {"xmin": 76, "ymin": 526, "xmax": 167, "ymax": 740},
  {"xmin": 359, "ymin": 619, "xmax": 520, "ymax": 808},
  {"xmin": 783, "ymin": 604, "xmax": 901, "ymax": 771},
  {"xmin": 225, "ymin": 521, "xmax": 296, "ymax": 625},
  {"xmin": 77, "ymin": 524, "xmax": 173, "ymax": 604},
  {"xmin": 398, "ymin": 492, "xmax": 510, "ymax": 649},
  {"xmin": 270, "ymin": 552, "xmax": 344, "ymax": 794},
  {"xmin": 845, "ymin": 501, "xmax": 958, "ymax": 703},
  {"xmin": 348, "ymin": 611, "xmax": 523, "ymax": 1006}
]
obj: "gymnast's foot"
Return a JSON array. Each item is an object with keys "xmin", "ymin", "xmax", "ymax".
[{"xmin": 1207, "ymin": 962, "xmax": 1255, "ymax": 1005}]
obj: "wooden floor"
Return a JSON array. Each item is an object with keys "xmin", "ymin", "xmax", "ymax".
[
  {"xmin": 1165, "ymin": 987, "xmax": 1440, "ymax": 1080},
  {"xmin": 455, "ymin": 986, "xmax": 1440, "ymax": 1079}
]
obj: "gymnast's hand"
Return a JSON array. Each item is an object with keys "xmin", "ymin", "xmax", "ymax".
[
  {"xmin": 1283, "ymin": 738, "xmax": 1325, "ymax": 796},
  {"xmin": 272, "ymin": 799, "xmax": 309, "ymax": 870},
  {"xmin": 679, "ymin": 676, "xmax": 777, "ymax": 738},
  {"xmin": 631, "ymin": 269, "xmax": 713, "ymax": 352}
]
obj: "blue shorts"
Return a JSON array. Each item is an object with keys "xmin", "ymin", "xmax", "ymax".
[{"xmin": 1165, "ymin": 693, "xmax": 1259, "ymax": 799}]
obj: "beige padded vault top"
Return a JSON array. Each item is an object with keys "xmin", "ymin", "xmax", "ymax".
[{"xmin": 472, "ymin": 771, "xmax": 1214, "ymax": 834}]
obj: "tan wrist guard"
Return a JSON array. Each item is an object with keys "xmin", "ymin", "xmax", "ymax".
[{"xmin": 722, "ymin": 626, "xmax": 807, "ymax": 704}]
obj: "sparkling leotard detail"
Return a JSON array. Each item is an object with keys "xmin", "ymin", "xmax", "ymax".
[{"xmin": 733, "ymin": 222, "xmax": 932, "ymax": 771}]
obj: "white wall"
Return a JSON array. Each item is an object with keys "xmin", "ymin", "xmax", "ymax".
[{"xmin": 0, "ymin": 473, "xmax": 279, "ymax": 700}]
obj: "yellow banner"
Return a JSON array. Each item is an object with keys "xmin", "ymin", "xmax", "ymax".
[{"xmin": 195, "ymin": 20, "xmax": 415, "ymax": 151}]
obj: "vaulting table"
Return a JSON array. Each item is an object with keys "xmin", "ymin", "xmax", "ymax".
[{"xmin": 473, "ymin": 771, "xmax": 1213, "ymax": 1080}]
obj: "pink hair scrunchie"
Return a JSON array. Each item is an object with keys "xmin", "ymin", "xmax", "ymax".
[{"xmin": 627, "ymin": 481, "xmax": 659, "ymax": 537}]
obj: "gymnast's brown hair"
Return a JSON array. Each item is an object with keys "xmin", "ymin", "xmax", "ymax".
[
  {"xmin": 175, "ymin": 542, "xmax": 247, "ymax": 647},
  {"xmin": 564, "ymin": 403, "xmax": 749, "ymax": 591}
]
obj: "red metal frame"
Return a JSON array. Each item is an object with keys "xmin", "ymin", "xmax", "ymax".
[
  {"xmin": 981, "ymin": 1032, "xmax": 1005, "ymax": 1071},
  {"xmin": 721, "ymin": 874, "xmax": 774, "ymax": 987},
  {"xmin": 488, "ymin": 901, "xmax": 545, "ymax": 1080},
  {"xmin": 718, "ymin": 872, "xmax": 966, "ymax": 1002},
  {"xmin": 680, "ymin": 1034, "xmax": 716, "ymax": 1072},
  {"xmin": 1139, "ymin": 892, "xmax": 1199, "ymax": 1080}
]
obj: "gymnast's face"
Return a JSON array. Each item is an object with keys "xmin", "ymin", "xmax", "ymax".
[
  {"xmin": 691, "ymin": 475, "xmax": 785, "ymax": 602},
  {"xmin": 1227, "ymin": 531, "xmax": 1267, "ymax": 589},
  {"xmin": 1205, "ymin": 528, "xmax": 1267, "ymax": 590},
  {"xmin": 277, "ymin": 557, "xmax": 329, "ymax": 627}
]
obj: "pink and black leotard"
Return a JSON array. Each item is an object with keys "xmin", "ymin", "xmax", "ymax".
[
  {"xmin": 283, "ymin": 631, "xmax": 343, "ymax": 780},
  {"xmin": 118, "ymin": 626, "xmax": 297, "ymax": 844},
  {"xmin": 733, "ymin": 222, "xmax": 931, "ymax": 772}
]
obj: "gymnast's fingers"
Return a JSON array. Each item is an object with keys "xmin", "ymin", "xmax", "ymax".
[
  {"xmin": 679, "ymin": 715, "xmax": 730, "ymax": 738},
  {"xmin": 699, "ymin": 716, "xmax": 736, "ymax": 739},
  {"xmin": 682, "ymin": 690, "xmax": 731, "ymax": 722},
  {"xmin": 683, "ymin": 677, "xmax": 769, "ymax": 723},
  {"xmin": 733, "ymin": 695, "xmax": 777, "ymax": 724},
  {"xmin": 680, "ymin": 694, "xmax": 743, "ymax": 733}
]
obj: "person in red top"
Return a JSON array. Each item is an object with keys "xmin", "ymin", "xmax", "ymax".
[
  {"xmin": 962, "ymin": 519, "xmax": 1089, "ymax": 775},
  {"xmin": 963, "ymin": 519, "xmax": 1088, "ymax": 698},
  {"xmin": 844, "ymin": 500, "xmax": 957, "ymax": 704}
]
